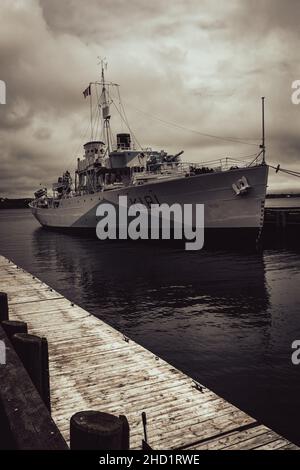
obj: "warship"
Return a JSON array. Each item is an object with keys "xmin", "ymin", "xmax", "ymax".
[{"xmin": 30, "ymin": 63, "xmax": 268, "ymax": 245}]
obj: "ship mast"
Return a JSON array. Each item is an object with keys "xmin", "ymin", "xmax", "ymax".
[
  {"xmin": 100, "ymin": 59, "xmax": 112, "ymax": 154},
  {"xmin": 261, "ymin": 96, "xmax": 266, "ymax": 164}
]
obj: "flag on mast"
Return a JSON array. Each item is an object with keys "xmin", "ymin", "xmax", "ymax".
[{"xmin": 83, "ymin": 85, "xmax": 91, "ymax": 98}]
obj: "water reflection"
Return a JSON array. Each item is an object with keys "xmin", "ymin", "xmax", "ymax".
[{"xmin": 31, "ymin": 227, "xmax": 271, "ymax": 357}]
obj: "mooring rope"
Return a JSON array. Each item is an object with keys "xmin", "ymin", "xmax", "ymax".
[
  {"xmin": 123, "ymin": 100, "xmax": 260, "ymax": 147},
  {"xmin": 269, "ymin": 164, "xmax": 300, "ymax": 178}
]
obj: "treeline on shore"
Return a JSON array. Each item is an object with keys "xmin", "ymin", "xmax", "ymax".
[
  {"xmin": 266, "ymin": 193, "xmax": 300, "ymax": 198},
  {"xmin": 0, "ymin": 198, "xmax": 32, "ymax": 209}
]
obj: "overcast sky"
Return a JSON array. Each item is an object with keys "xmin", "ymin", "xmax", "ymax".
[{"xmin": 0, "ymin": 0, "xmax": 300, "ymax": 197}]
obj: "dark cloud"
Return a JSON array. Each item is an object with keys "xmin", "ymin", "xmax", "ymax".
[
  {"xmin": 0, "ymin": 0, "xmax": 299, "ymax": 196},
  {"xmin": 34, "ymin": 127, "xmax": 52, "ymax": 140}
]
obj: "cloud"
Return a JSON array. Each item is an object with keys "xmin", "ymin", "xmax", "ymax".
[{"xmin": 0, "ymin": 0, "xmax": 299, "ymax": 196}]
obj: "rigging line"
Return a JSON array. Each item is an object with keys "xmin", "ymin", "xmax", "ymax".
[
  {"xmin": 205, "ymin": 153, "xmax": 258, "ymax": 163},
  {"xmin": 278, "ymin": 171, "xmax": 300, "ymax": 178},
  {"xmin": 190, "ymin": 153, "xmax": 259, "ymax": 166},
  {"xmin": 226, "ymin": 152, "xmax": 260, "ymax": 161},
  {"xmin": 269, "ymin": 164, "xmax": 300, "ymax": 175},
  {"xmin": 88, "ymin": 86, "xmax": 103, "ymax": 142},
  {"xmin": 115, "ymin": 89, "xmax": 139, "ymax": 148},
  {"xmin": 64, "ymin": 97, "xmax": 101, "ymax": 171},
  {"xmin": 112, "ymin": 99, "xmax": 143, "ymax": 150},
  {"xmin": 90, "ymin": 84, "xmax": 93, "ymax": 140},
  {"xmin": 116, "ymin": 86, "xmax": 124, "ymax": 132},
  {"xmin": 123, "ymin": 101, "xmax": 260, "ymax": 147},
  {"xmin": 63, "ymin": 122, "xmax": 90, "ymax": 171},
  {"xmin": 92, "ymin": 108, "xmax": 100, "ymax": 143},
  {"xmin": 93, "ymin": 84, "xmax": 101, "ymax": 139},
  {"xmin": 116, "ymin": 86, "xmax": 130, "ymax": 128},
  {"xmin": 117, "ymin": 88, "xmax": 132, "ymax": 130},
  {"xmin": 116, "ymin": 87, "xmax": 142, "ymax": 150},
  {"xmin": 268, "ymin": 164, "xmax": 300, "ymax": 178},
  {"xmin": 94, "ymin": 107, "xmax": 101, "ymax": 141},
  {"xmin": 279, "ymin": 170, "xmax": 300, "ymax": 178},
  {"xmin": 93, "ymin": 82, "xmax": 104, "ymax": 140},
  {"xmin": 278, "ymin": 168, "xmax": 300, "ymax": 175},
  {"xmin": 107, "ymin": 86, "xmax": 116, "ymax": 149},
  {"xmin": 246, "ymin": 150, "xmax": 263, "ymax": 167}
]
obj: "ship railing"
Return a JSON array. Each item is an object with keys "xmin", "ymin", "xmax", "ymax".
[{"xmin": 143, "ymin": 155, "xmax": 262, "ymax": 176}]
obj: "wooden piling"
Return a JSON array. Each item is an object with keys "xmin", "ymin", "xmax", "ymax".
[
  {"xmin": 0, "ymin": 292, "xmax": 8, "ymax": 321},
  {"xmin": 0, "ymin": 325, "xmax": 68, "ymax": 450},
  {"xmin": 70, "ymin": 411, "xmax": 127, "ymax": 450},
  {"xmin": 12, "ymin": 333, "xmax": 51, "ymax": 412},
  {"xmin": 1, "ymin": 320, "xmax": 28, "ymax": 340},
  {"xmin": 119, "ymin": 414, "xmax": 130, "ymax": 450}
]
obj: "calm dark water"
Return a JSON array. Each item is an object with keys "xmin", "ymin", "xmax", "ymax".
[{"xmin": 1, "ymin": 208, "xmax": 300, "ymax": 444}]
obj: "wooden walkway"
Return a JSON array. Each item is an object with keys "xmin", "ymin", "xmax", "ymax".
[{"xmin": 0, "ymin": 254, "xmax": 298, "ymax": 450}]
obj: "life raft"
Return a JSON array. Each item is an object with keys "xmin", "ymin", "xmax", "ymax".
[{"xmin": 232, "ymin": 176, "xmax": 251, "ymax": 196}]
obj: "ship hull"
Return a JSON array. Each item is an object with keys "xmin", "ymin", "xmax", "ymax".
[{"xmin": 30, "ymin": 165, "xmax": 268, "ymax": 244}]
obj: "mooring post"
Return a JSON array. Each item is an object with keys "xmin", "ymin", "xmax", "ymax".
[
  {"xmin": 119, "ymin": 414, "xmax": 130, "ymax": 450},
  {"xmin": 41, "ymin": 337, "xmax": 51, "ymax": 413},
  {"xmin": 70, "ymin": 411, "xmax": 129, "ymax": 450},
  {"xmin": 2, "ymin": 320, "xmax": 28, "ymax": 340},
  {"xmin": 12, "ymin": 333, "xmax": 51, "ymax": 412},
  {"xmin": 0, "ymin": 292, "xmax": 9, "ymax": 322}
]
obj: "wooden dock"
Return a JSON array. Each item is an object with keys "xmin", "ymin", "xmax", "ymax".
[{"xmin": 0, "ymin": 254, "xmax": 298, "ymax": 450}]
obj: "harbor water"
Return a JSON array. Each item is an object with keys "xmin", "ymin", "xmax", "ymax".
[{"xmin": 0, "ymin": 202, "xmax": 300, "ymax": 444}]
